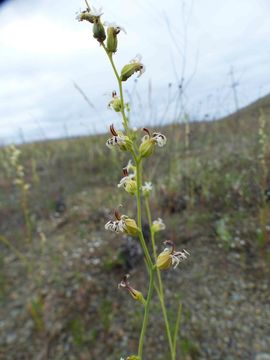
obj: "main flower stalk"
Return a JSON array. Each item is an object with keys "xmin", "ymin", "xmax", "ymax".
[{"xmin": 76, "ymin": 5, "xmax": 190, "ymax": 359}]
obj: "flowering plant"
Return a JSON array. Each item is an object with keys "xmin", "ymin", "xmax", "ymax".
[{"xmin": 77, "ymin": 2, "xmax": 190, "ymax": 358}]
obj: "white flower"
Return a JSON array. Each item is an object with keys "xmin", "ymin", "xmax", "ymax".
[
  {"xmin": 106, "ymin": 124, "xmax": 132, "ymax": 150},
  {"xmin": 106, "ymin": 134, "xmax": 127, "ymax": 148},
  {"xmin": 117, "ymin": 172, "xmax": 137, "ymax": 195},
  {"xmin": 152, "ymin": 218, "xmax": 166, "ymax": 232},
  {"xmin": 117, "ymin": 166, "xmax": 137, "ymax": 195},
  {"xmin": 130, "ymin": 54, "xmax": 145, "ymax": 77},
  {"xmin": 142, "ymin": 181, "xmax": 153, "ymax": 196},
  {"xmin": 142, "ymin": 182, "xmax": 153, "ymax": 192},
  {"xmin": 104, "ymin": 217, "xmax": 127, "ymax": 233},
  {"xmin": 152, "ymin": 132, "xmax": 167, "ymax": 147},
  {"xmin": 104, "ymin": 21, "xmax": 126, "ymax": 34},
  {"xmin": 171, "ymin": 249, "xmax": 190, "ymax": 269},
  {"xmin": 90, "ymin": 6, "xmax": 103, "ymax": 17},
  {"xmin": 76, "ymin": 6, "xmax": 103, "ymax": 22},
  {"xmin": 130, "ymin": 54, "xmax": 142, "ymax": 63},
  {"xmin": 105, "ymin": 214, "xmax": 139, "ymax": 235},
  {"xmin": 126, "ymin": 160, "xmax": 136, "ymax": 174},
  {"xmin": 117, "ymin": 175, "xmax": 134, "ymax": 188},
  {"xmin": 105, "ymin": 220, "xmax": 121, "ymax": 233}
]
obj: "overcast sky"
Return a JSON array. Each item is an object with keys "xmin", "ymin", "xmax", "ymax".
[{"xmin": 0, "ymin": 0, "xmax": 270, "ymax": 144}]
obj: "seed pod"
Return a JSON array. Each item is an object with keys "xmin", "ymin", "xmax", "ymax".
[{"xmin": 93, "ymin": 19, "xmax": 106, "ymax": 43}]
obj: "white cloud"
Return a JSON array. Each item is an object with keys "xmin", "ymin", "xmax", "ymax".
[{"xmin": 0, "ymin": 0, "xmax": 270, "ymax": 143}]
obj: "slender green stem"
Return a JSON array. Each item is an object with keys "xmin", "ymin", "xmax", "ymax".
[
  {"xmin": 173, "ymin": 302, "xmax": 182, "ymax": 357},
  {"xmin": 145, "ymin": 197, "xmax": 175, "ymax": 360},
  {"xmin": 21, "ymin": 187, "xmax": 32, "ymax": 243},
  {"xmin": 102, "ymin": 41, "xmax": 155, "ymax": 359},
  {"xmin": 138, "ymin": 266, "xmax": 155, "ymax": 358},
  {"xmin": 136, "ymin": 159, "xmax": 153, "ymax": 268},
  {"xmin": 0, "ymin": 235, "xmax": 31, "ymax": 271},
  {"xmin": 101, "ymin": 44, "xmax": 129, "ymax": 133},
  {"xmin": 134, "ymin": 160, "xmax": 155, "ymax": 359}
]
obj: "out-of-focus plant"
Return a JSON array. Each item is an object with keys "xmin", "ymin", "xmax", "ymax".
[
  {"xmin": 257, "ymin": 109, "xmax": 269, "ymax": 254},
  {"xmin": 215, "ymin": 217, "xmax": 232, "ymax": 251},
  {"xmin": 6, "ymin": 145, "xmax": 33, "ymax": 243},
  {"xmin": 76, "ymin": 2, "xmax": 190, "ymax": 359}
]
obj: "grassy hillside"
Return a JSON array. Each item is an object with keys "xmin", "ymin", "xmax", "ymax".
[{"xmin": 0, "ymin": 94, "xmax": 270, "ymax": 359}]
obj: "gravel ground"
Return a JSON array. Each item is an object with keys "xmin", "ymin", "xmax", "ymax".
[{"xmin": 1, "ymin": 208, "xmax": 270, "ymax": 360}]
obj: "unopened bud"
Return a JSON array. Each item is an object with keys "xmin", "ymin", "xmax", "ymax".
[{"xmin": 108, "ymin": 92, "xmax": 122, "ymax": 112}]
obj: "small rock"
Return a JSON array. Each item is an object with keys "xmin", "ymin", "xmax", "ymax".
[
  {"xmin": 255, "ymin": 354, "xmax": 270, "ymax": 360},
  {"xmin": 6, "ymin": 332, "xmax": 17, "ymax": 344}
]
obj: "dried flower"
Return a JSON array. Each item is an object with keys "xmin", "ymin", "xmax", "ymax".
[
  {"xmin": 76, "ymin": 6, "xmax": 103, "ymax": 23},
  {"xmin": 106, "ymin": 124, "xmax": 133, "ymax": 151},
  {"xmin": 118, "ymin": 275, "xmax": 145, "ymax": 305},
  {"xmin": 105, "ymin": 209, "xmax": 139, "ymax": 236},
  {"xmin": 156, "ymin": 240, "xmax": 190, "ymax": 270}
]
